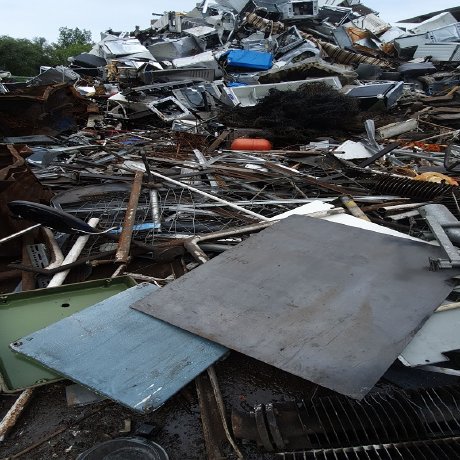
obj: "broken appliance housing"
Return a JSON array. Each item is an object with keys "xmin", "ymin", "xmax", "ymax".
[{"xmin": 279, "ymin": 0, "xmax": 319, "ymax": 20}]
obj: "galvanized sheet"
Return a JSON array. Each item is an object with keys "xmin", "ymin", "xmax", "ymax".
[
  {"xmin": 132, "ymin": 216, "xmax": 458, "ymax": 399},
  {"xmin": 400, "ymin": 307, "xmax": 460, "ymax": 366},
  {"xmin": 11, "ymin": 284, "xmax": 227, "ymax": 412}
]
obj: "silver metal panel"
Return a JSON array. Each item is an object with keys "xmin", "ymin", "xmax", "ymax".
[
  {"xmin": 132, "ymin": 216, "xmax": 457, "ymax": 399},
  {"xmin": 11, "ymin": 284, "xmax": 227, "ymax": 412},
  {"xmin": 414, "ymin": 43, "xmax": 460, "ymax": 61},
  {"xmin": 400, "ymin": 308, "xmax": 460, "ymax": 366}
]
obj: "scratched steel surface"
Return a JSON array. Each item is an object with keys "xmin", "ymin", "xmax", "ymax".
[
  {"xmin": 10, "ymin": 284, "xmax": 227, "ymax": 412},
  {"xmin": 132, "ymin": 215, "xmax": 458, "ymax": 399}
]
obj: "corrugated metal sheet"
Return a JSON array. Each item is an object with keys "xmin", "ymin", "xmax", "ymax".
[
  {"xmin": 11, "ymin": 283, "xmax": 228, "ymax": 412},
  {"xmin": 414, "ymin": 43, "xmax": 460, "ymax": 61}
]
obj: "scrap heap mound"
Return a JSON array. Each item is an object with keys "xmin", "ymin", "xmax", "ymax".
[{"xmin": 2, "ymin": 1, "xmax": 460, "ymax": 460}]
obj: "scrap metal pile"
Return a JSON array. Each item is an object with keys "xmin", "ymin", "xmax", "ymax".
[{"xmin": 3, "ymin": 1, "xmax": 460, "ymax": 459}]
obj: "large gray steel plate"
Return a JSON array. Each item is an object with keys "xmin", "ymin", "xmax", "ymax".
[
  {"xmin": 132, "ymin": 216, "xmax": 458, "ymax": 399},
  {"xmin": 10, "ymin": 284, "xmax": 227, "ymax": 412}
]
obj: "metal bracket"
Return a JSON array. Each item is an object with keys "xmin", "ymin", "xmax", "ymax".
[{"xmin": 424, "ymin": 215, "xmax": 460, "ymax": 270}]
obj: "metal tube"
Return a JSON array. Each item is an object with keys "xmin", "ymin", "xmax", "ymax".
[
  {"xmin": 47, "ymin": 218, "xmax": 99, "ymax": 287},
  {"xmin": 0, "ymin": 224, "xmax": 41, "ymax": 245},
  {"xmin": 149, "ymin": 170, "xmax": 270, "ymax": 222},
  {"xmin": 42, "ymin": 227, "xmax": 64, "ymax": 269},
  {"xmin": 193, "ymin": 149, "xmax": 219, "ymax": 191},
  {"xmin": 339, "ymin": 195, "xmax": 371, "ymax": 222},
  {"xmin": 150, "ymin": 189, "xmax": 161, "ymax": 232},
  {"xmin": 115, "ymin": 170, "xmax": 144, "ymax": 263},
  {"xmin": 185, "ymin": 221, "xmax": 275, "ymax": 264}
]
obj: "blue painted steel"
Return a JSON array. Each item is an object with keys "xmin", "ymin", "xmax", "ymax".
[
  {"xmin": 10, "ymin": 284, "xmax": 227, "ymax": 412},
  {"xmin": 225, "ymin": 50, "xmax": 273, "ymax": 71}
]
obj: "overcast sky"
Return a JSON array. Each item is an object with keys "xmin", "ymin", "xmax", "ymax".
[{"xmin": 0, "ymin": 1, "xmax": 459, "ymax": 43}]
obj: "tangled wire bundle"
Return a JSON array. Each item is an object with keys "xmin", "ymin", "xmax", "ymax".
[{"xmin": 221, "ymin": 82, "xmax": 361, "ymax": 146}]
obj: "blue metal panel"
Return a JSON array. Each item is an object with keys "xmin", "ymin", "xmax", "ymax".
[{"xmin": 10, "ymin": 284, "xmax": 228, "ymax": 413}]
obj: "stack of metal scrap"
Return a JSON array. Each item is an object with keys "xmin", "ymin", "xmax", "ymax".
[{"xmin": 3, "ymin": 1, "xmax": 460, "ymax": 459}]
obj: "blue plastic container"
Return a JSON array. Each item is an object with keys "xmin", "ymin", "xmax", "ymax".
[{"xmin": 225, "ymin": 50, "xmax": 273, "ymax": 71}]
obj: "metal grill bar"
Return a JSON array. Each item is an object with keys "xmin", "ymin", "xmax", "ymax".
[
  {"xmin": 277, "ymin": 437, "xmax": 460, "ymax": 460},
  {"xmin": 372, "ymin": 176, "xmax": 454, "ymax": 201},
  {"xmin": 232, "ymin": 386, "xmax": 460, "ymax": 451}
]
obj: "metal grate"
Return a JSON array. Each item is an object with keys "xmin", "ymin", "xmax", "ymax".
[
  {"xmin": 232, "ymin": 386, "xmax": 460, "ymax": 452},
  {"xmin": 277, "ymin": 437, "xmax": 460, "ymax": 460}
]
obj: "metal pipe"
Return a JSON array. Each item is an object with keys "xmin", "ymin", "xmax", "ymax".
[
  {"xmin": 0, "ymin": 224, "xmax": 41, "ymax": 245},
  {"xmin": 338, "ymin": 195, "xmax": 371, "ymax": 222},
  {"xmin": 193, "ymin": 149, "xmax": 219, "ymax": 191},
  {"xmin": 185, "ymin": 221, "xmax": 275, "ymax": 264},
  {"xmin": 150, "ymin": 189, "xmax": 161, "ymax": 232},
  {"xmin": 378, "ymin": 203, "xmax": 425, "ymax": 213},
  {"xmin": 42, "ymin": 228, "xmax": 64, "ymax": 269},
  {"xmin": 115, "ymin": 170, "xmax": 144, "ymax": 263},
  {"xmin": 47, "ymin": 218, "xmax": 99, "ymax": 287},
  {"xmin": 149, "ymin": 170, "xmax": 270, "ymax": 222},
  {"xmin": 388, "ymin": 210, "xmax": 420, "ymax": 221}
]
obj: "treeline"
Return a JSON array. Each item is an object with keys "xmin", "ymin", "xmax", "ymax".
[{"xmin": 0, "ymin": 27, "xmax": 93, "ymax": 76}]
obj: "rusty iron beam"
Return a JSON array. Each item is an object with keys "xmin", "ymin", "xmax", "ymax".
[{"xmin": 115, "ymin": 170, "xmax": 144, "ymax": 264}]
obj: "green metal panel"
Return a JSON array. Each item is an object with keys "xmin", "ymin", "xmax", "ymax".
[
  {"xmin": 0, "ymin": 276, "xmax": 136, "ymax": 392},
  {"xmin": 11, "ymin": 284, "xmax": 228, "ymax": 412}
]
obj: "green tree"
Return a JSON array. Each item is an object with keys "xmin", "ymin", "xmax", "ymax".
[
  {"xmin": 0, "ymin": 36, "xmax": 52, "ymax": 75},
  {"xmin": 56, "ymin": 27, "xmax": 92, "ymax": 48},
  {"xmin": 50, "ymin": 27, "xmax": 93, "ymax": 65},
  {"xmin": 0, "ymin": 28, "xmax": 94, "ymax": 77}
]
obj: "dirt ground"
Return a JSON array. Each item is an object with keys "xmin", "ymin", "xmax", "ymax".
[{"xmin": 0, "ymin": 352, "xmax": 326, "ymax": 460}]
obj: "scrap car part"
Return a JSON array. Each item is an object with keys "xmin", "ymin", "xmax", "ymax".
[
  {"xmin": 8, "ymin": 201, "xmax": 102, "ymax": 234},
  {"xmin": 419, "ymin": 204, "xmax": 460, "ymax": 270}
]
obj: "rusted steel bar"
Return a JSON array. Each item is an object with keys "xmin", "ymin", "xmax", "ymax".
[{"xmin": 115, "ymin": 170, "xmax": 144, "ymax": 263}]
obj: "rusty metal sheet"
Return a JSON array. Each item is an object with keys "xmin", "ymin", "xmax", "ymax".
[
  {"xmin": 132, "ymin": 215, "xmax": 458, "ymax": 399},
  {"xmin": 0, "ymin": 144, "xmax": 53, "ymax": 256},
  {"xmin": 0, "ymin": 83, "xmax": 91, "ymax": 136}
]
